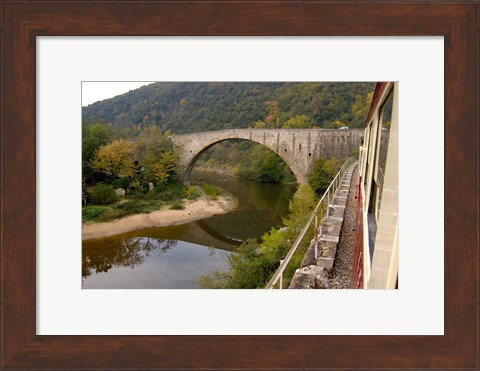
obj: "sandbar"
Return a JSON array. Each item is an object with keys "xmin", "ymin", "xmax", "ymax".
[{"xmin": 82, "ymin": 196, "xmax": 236, "ymax": 240}]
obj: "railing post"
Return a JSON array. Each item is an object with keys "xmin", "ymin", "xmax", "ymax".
[
  {"xmin": 279, "ymin": 259, "xmax": 284, "ymax": 289},
  {"xmin": 327, "ymin": 189, "xmax": 330, "ymax": 213}
]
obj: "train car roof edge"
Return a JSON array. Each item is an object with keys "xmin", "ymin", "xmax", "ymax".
[{"xmin": 364, "ymin": 82, "xmax": 389, "ymax": 127}]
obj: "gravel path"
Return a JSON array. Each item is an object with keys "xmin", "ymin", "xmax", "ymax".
[{"xmin": 329, "ymin": 165, "xmax": 359, "ymax": 289}]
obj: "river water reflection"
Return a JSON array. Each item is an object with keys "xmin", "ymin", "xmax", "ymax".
[{"xmin": 82, "ymin": 171, "xmax": 296, "ymax": 289}]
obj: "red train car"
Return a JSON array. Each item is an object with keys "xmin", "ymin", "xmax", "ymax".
[{"xmin": 352, "ymin": 82, "xmax": 399, "ymax": 289}]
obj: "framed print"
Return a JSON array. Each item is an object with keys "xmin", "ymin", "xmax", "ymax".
[
  {"xmin": 38, "ymin": 39, "xmax": 440, "ymax": 335},
  {"xmin": 1, "ymin": 1, "xmax": 478, "ymax": 369}
]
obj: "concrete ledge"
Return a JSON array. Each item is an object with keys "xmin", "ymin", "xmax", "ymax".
[
  {"xmin": 319, "ymin": 248, "xmax": 336, "ymax": 258},
  {"xmin": 320, "ymin": 236, "xmax": 339, "ymax": 243},
  {"xmin": 289, "ymin": 265, "xmax": 329, "ymax": 289},
  {"xmin": 336, "ymin": 190, "xmax": 349, "ymax": 197},
  {"xmin": 301, "ymin": 237, "xmax": 339, "ymax": 267},
  {"xmin": 321, "ymin": 218, "xmax": 343, "ymax": 236},
  {"xmin": 318, "ymin": 239, "xmax": 338, "ymax": 260},
  {"xmin": 316, "ymin": 258, "xmax": 335, "ymax": 271},
  {"xmin": 329, "ymin": 205, "xmax": 346, "ymax": 218}
]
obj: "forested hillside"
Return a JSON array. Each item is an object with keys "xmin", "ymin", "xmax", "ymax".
[{"xmin": 82, "ymin": 82, "xmax": 374, "ymax": 134}]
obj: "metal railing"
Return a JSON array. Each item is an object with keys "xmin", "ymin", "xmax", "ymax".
[{"xmin": 265, "ymin": 156, "xmax": 357, "ymax": 289}]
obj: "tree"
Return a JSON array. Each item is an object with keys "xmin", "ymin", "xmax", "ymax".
[
  {"xmin": 256, "ymin": 151, "xmax": 284, "ymax": 183},
  {"xmin": 308, "ymin": 156, "xmax": 339, "ymax": 198},
  {"xmin": 324, "ymin": 119, "xmax": 347, "ymax": 129},
  {"xmin": 135, "ymin": 126, "xmax": 178, "ymax": 184},
  {"xmin": 92, "ymin": 139, "xmax": 136, "ymax": 178},
  {"xmin": 282, "ymin": 114, "xmax": 313, "ymax": 129},
  {"xmin": 82, "ymin": 122, "xmax": 116, "ymax": 182},
  {"xmin": 252, "ymin": 120, "xmax": 267, "ymax": 128},
  {"xmin": 136, "ymin": 125, "xmax": 173, "ymax": 158},
  {"xmin": 248, "ymin": 146, "xmax": 285, "ymax": 183},
  {"xmin": 82, "ymin": 123, "xmax": 116, "ymax": 162},
  {"xmin": 351, "ymin": 92, "xmax": 373, "ymax": 127},
  {"xmin": 142, "ymin": 150, "xmax": 178, "ymax": 185}
]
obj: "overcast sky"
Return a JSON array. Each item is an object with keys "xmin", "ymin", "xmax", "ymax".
[{"xmin": 82, "ymin": 81, "xmax": 154, "ymax": 107}]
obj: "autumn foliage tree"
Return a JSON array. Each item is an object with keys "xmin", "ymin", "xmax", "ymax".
[
  {"xmin": 90, "ymin": 126, "xmax": 179, "ymax": 190},
  {"xmin": 92, "ymin": 139, "xmax": 136, "ymax": 178}
]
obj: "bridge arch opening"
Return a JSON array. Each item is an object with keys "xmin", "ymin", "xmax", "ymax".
[{"xmin": 181, "ymin": 138, "xmax": 300, "ymax": 185}]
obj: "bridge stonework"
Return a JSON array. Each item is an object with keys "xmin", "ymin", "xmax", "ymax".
[{"xmin": 170, "ymin": 128, "xmax": 364, "ymax": 184}]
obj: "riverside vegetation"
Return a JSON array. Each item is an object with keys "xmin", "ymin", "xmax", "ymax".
[
  {"xmin": 82, "ymin": 124, "xmax": 214, "ymax": 223},
  {"xmin": 196, "ymin": 156, "xmax": 342, "ymax": 289}
]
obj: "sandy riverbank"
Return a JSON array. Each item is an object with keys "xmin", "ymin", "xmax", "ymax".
[{"xmin": 82, "ymin": 196, "xmax": 236, "ymax": 241}]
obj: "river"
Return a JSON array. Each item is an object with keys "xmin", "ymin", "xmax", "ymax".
[{"xmin": 82, "ymin": 171, "xmax": 297, "ymax": 289}]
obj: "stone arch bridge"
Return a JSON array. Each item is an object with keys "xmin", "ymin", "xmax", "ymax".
[{"xmin": 170, "ymin": 128, "xmax": 363, "ymax": 184}]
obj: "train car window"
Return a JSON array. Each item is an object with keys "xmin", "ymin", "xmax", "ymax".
[
  {"xmin": 365, "ymin": 118, "xmax": 378, "ymax": 263},
  {"xmin": 374, "ymin": 90, "xmax": 394, "ymax": 217},
  {"xmin": 364, "ymin": 89, "xmax": 394, "ymax": 263},
  {"xmin": 365, "ymin": 89, "xmax": 394, "ymax": 263},
  {"xmin": 362, "ymin": 125, "xmax": 371, "ymax": 189},
  {"xmin": 364, "ymin": 118, "xmax": 377, "ymax": 199}
]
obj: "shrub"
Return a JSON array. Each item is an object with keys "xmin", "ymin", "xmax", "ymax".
[
  {"xmin": 202, "ymin": 184, "xmax": 222, "ymax": 199},
  {"xmin": 153, "ymin": 181, "xmax": 186, "ymax": 202},
  {"xmin": 82, "ymin": 206, "xmax": 109, "ymax": 222},
  {"xmin": 99, "ymin": 208, "xmax": 127, "ymax": 222},
  {"xmin": 185, "ymin": 185, "xmax": 201, "ymax": 200},
  {"xmin": 90, "ymin": 184, "xmax": 117, "ymax": 205},
  {"xmin": 111, "ymin": 177, "xmax": 130, "ymax": 190},
  {"xmin": 170, "ymin": 200, "xmax": 185, "ymax": 210},
  {"xmin": 114, "ymin": 201, "xmax": 145, "ymax": 214}
]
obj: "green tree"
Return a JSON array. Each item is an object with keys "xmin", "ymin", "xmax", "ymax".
[
  {"xmin": 307, "ymin": 156, "xmax": 340, "ymax": 198},
  {"xmin": 248, "ymin": 146, "xmax": 286, "ymax": 183},
  {"xmin": 252, "ymin": 120, "xmax": 267, "ymax": 128},
  {"xmin": 351, "ymin": 92, "xmax": 373, "ymax": 127},
  {"xmin": 142, "ymin": 150, "xmax": 178, "ymax": 185},
  {"xmin": 136, "ymin": 125, "xmax": 173, "ymax": 158},
  {"xmin": 82, "ymin": 122, "xmax": 116, "ymax": 182},
  {"xmin": 282, "ymin": 114, "xmax": 313, "ymax": 129},
  {"xmin": 324, "ymin": 119, "xmax": 347, "ymax": 129},
  {"xmin": 135, "ymin": 125, "xmax": 178, "ymax": 185},
  {"xmin": 283, "ymin": 184, "xmax": 317, "ymax": 232}
]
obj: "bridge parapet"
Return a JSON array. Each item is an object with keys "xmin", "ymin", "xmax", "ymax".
[{"xmin": 170, "ymin": 128, "xmax": 363, "ymax": 184}]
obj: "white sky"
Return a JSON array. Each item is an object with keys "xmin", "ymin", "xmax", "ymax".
[{"xmin": 81, "ymin": 81, "xmax": 154, "ymax": 107}]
